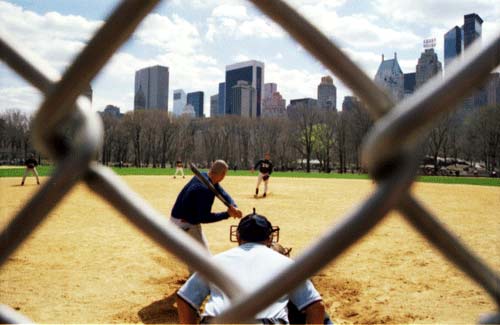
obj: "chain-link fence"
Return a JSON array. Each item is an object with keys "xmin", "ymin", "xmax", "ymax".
[{"xmin": 1, "ymin": 0, "xmax": 499, "ymax": 323}]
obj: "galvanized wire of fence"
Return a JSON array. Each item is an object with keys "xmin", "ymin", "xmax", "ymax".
[{"xmin": 0, "ymin": 0, "xmax": 499, "ymax": 323}]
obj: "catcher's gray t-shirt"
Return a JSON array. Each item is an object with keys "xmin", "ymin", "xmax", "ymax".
[{"xmin": 177, "ymin": 242, "xmax": 321, "ymax": 321}]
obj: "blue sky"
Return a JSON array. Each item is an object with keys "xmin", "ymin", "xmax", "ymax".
[{"xmin": 1, "ymin": 0, "xmax": 499, "ymax": 116}]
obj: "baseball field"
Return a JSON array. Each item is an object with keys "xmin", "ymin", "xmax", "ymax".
[{"xmin": 1, "ymin": 173, "xmax": 499, "ymax": 324}]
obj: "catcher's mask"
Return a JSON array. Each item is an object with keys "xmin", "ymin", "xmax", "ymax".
[{"xmin": 230, "ymin": 209, "xmax": 279, "ymax": 243}]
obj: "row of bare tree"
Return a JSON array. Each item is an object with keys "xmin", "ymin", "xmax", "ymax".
[{"xmin": 1, "ymin": 104, "xmax": 499, "ymax": 173}]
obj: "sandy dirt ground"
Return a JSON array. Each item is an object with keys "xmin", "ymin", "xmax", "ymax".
[{"xmin": 1, "ymin": 174, "xmax": 499, "ymax": 324}]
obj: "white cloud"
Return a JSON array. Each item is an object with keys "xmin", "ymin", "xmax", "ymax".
[
  {"xmin": 134, "ymin": 13, "xmax": 201, "ymax": 54},
  {"xmin": 372, "ymin": 0, "xmax": 500, "ymax": 27},
  {"xmin": 212, "ymin": 4, "xmax": 248, "ymax": 19},
  {"xmin": 206, "ymin": 3, "xmax": 284, "ymax": 41},
  {"xmin": 0, "ymin": 85, "xmax": 43, "ymax": 113},
  {"xmin": 265, "ymin": 62, "xmax": 323, "ymax": 101},
  {"xmin": 291, "ymin": 3, "xmax": 421, "ymax": 50},
  {"xmin": 232, "ymin": 53, "xmax": 251, "ymax": 63},
  {"xmin": 0, "ymin": 1, "xmax": 101, "ymax": 72},
  {"xmin": 285, "ymin": 0, "xmax": 346, "ymax": 8},
  {"xmin": 340, "ymin": 47, "xmax": 385, "ymax": 78}
]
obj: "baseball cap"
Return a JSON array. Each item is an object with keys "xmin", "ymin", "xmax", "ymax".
[{"xmin": 237, "ymin": 211, "xmax": 274, "ymax": 242}]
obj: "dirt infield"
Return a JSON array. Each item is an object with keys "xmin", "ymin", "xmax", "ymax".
[{"xmin": 1, "ymin": 175, "xmax": 499, "ymax": 324}]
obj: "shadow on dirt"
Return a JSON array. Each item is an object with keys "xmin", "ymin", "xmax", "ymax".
[{"xmin": 138, "ymin": 292, "xmax": 179, "ymax": 324}]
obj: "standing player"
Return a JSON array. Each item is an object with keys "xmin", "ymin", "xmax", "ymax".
[
  {"xmin": 21, "ymin": 153, "xmax": 40, "ymax": 186},
  {"xmin": 252, "ymin": 152, "xmax": 273, "ymax": 198},
  {"xmin": 170, "ymin": 160, "xmax": 242, "ymax": 254},
  {"xmin": 174, "ymin": 159, "xmax": 185, "ymax": 179}
]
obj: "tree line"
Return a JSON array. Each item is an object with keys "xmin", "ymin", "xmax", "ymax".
[{"xmin": 1, "ymin": 103, "xmax": 499, "ymax": 175}]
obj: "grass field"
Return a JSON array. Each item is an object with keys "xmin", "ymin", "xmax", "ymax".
[
  {"xmin": 1, "ymin": 174, "xmax": 499, "ymax": 324},
  {"xmin": 1, "ymin": 165, "xmax": 499, "ymax": 187}
]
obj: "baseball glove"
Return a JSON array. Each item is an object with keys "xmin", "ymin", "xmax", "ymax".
[{"xmin": 263, "ymin": 174, "xmax": 270, "ymax": 181}]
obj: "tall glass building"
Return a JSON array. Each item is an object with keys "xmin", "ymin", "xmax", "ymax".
[
  {"xmin": 187, "ymin": 91, "xmax": 204, "ymax": 118},
  {"xmin": 134, "ymin": 65, "xmax": 169, "ymax": 111},
  {"xmin": 444, "ymin": 26, "xmax": 462, "ymax": 68},
  {"xmin": 217, "ymin": 82, "xmax": 225, "ymax": 116},
  {"xmin": 210, "ymin": 94, "xmax": 219, "ymax": 117},
  {"xmin": 225, "ymin": 60, "xmax": 264, "ymax": 117},
  {"xmin": 463, "ymin": 13, "xmax": 483, "ymax": 49},
  {"xmin": 173, "ymin": 89, "xmax": 186, "ymax": 116}
]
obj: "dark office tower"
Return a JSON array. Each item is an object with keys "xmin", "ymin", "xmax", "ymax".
[
  {"xmin": 210, "ymin": 94, "xmax": 219, "ymax": 117},
  {"xmin": 225, "ymin": 60, "xmax": 264, "ymax": 116},
  {"xmin": 486, "ymin": 73, "xmax": 500, "ymax": 106},
  {"xmin": 218, "ymin": 82, "xmax": 225, "ymax": 116},
  {"xmin": 342, "ymin": 96, "xmax": 361, "ymax": 112},
  {"xmin": 460, "ymin": 13, "xmax": 483, "ymax": 114},
  {"xmin": 415, "ymin": 48, "xmax": 442, "ymax": 89},
  {"xmin": 444, "ymin": 26, "xmax": 462, "ymax": 68},
  {"xmin": 134, "ymin": 65, "xmax": 169, "ymax": 111},
  {"xmin": 83, "ymin": 84, "xmax": 93, "ymax": 104},
  {"xmin": 187, "ymin": 91, "xmax": 204, "ymax": 118},
  {"xmin": 317, "ymin": 76, "xmax": 337, "ymax": 111},
  {"xmin": 404, "ymin": 73, "xmax": 416, "ymax": 97},
  {"xmin": 463, "ymin": 13, "xmax": 483, "ymax": 49}
]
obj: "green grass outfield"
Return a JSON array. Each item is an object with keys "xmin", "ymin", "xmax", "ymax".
[{"xmin": 1, "ymin": 165, "xmax": 499, "ymax": 187}]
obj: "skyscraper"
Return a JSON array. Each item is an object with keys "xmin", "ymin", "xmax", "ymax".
[
  {"xmin": 463, "ymin": 13, "xmax": 483, "ymax": 49},
  {"xmin": 83, "ymin": 84, "xmax": 93, "ymax": 105},
  {"xmin": 225, "ymin": 60, "xmax": 264, "ymax": 116},
  {"xmin": 173, "ymin": 89, "xmax": 187, "ymax": 116},
  {"xmin": 415, "ymin": 48, "xmax": 442, "ymax": 89},
  {"xmin": 444, "ymin": 26, "xmax": 462, "ymax": 68},
  {"xmin": 264, "ymin": 83, "xmax": 277, "ymax": 99},
  {"xmin": 317, "ymin": 76, "xmax": 337, "ymax": 111},
  {"xmin": 230, "ymin": 80, "xmax": 256, "ymax": 118},
  {"xmin": 217, "ymin": 82, "xmax": 226, "ymax": 116},
  {"xmin": 262, "ymin": 83, "xmax": 286, "ymax": 117},
  {"xmin": 287, "ymin": 98, "xmax": 318, "ymax": 115},
  {"xmin": 187, "ymin": 91, "xmax": 204, "ymax": 118},
  {"xmin": 134, "ymin": 65, "xmax": 169, "ymax": 111},
  {"xmin": 262, "ymin": 91, "xmax": 286, "ymax": 117},
  {"xmin": 210, "ymin": 94, "xmax": 219, "ymax": 117},
  {"xmin": 486, "ymin": 73, "xmax": 500, "ymax": 106},
  {"xmin": 342, "ymin": 96, "xmax": 361, "ymax": 112},
  {"xmin": 461, "ymin": 13, "xmax": 483, "ymax": 114},
  {"xmin": 404, "ymin": 73, "xmax": 416, "ymax": 97},
  {"xmin": 374, "ymin": 53, "xmax": 404, "ymax": 102}
]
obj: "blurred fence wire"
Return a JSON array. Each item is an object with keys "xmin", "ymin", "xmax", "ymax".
[{"xmin": 1, "ymin": 0, "xmax": 499, "ymax": 323}]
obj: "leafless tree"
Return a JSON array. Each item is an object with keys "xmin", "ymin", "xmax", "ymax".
[{"xmin": 288, "ymin": 104, "xmax": 320, "ymax": 172}]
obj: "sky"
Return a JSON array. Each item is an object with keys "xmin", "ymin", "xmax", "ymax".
[{"xmin": 0, "ymin": 0, "xmax": 499, "ymax": 116}]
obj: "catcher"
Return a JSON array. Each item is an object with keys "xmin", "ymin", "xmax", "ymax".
[
  {"xmin": 252, "ymin": 152, "xmax": 273, "ymax": 198},
  {"xmin": 177, "ymin": 211, "xmax": 326, "ymax": 324}
]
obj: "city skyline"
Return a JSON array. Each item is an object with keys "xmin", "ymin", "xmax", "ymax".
[{"xmin": 0, "ymin": 0, "xmax": 499, "ymax": 116}]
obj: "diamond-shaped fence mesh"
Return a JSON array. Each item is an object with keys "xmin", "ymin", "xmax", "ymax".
[{"xmin": 1, "ymin": 0, "xmax": 499, "ymax": 323}]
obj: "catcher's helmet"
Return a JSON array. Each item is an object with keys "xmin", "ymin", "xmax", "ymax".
[{"xmin": 237, "ymin": 210, "xmax": 276, "ymax": 242}]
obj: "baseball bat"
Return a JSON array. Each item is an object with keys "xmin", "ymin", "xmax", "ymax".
[{"xmin": 189, "ymin": 162, "xmax": 232, "ymax": 208}]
